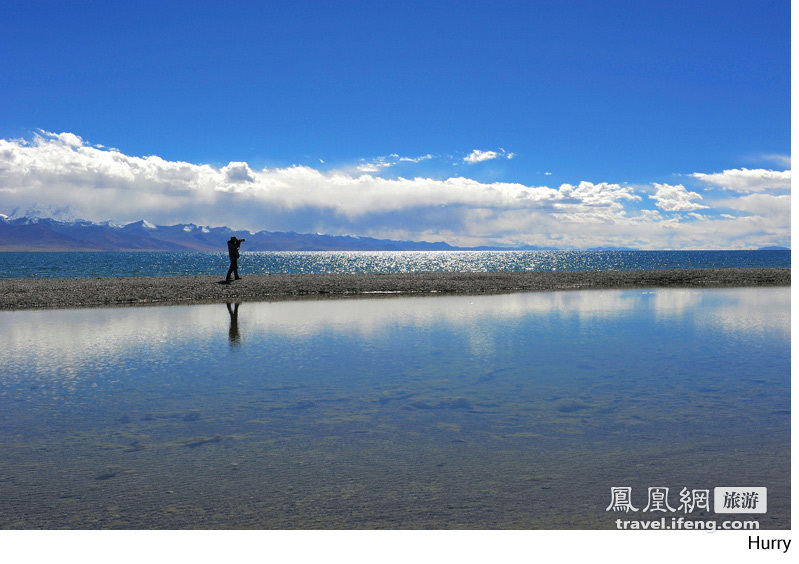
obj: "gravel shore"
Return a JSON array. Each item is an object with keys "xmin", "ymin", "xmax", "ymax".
[{"xmin": 0, "ymin": 268, "xmax": 789, "ymax": 311}]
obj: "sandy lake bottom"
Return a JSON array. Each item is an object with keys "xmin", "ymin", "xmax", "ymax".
[{"xmin": 0, "ymin": 287, "xmax": 789, "ymax": 529}]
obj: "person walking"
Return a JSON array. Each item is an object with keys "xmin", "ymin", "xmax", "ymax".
[{"xmin": 226, "ymin": 236, "xmax": 245, "ymax": 281}]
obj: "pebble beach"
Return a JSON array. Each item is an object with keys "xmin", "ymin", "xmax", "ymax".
[{"xmin": 0, "ymin": 267, "xmax": 790, "ymax": 310}]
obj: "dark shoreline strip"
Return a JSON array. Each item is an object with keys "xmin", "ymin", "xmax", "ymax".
[{"xmin": 0, "ymin": 268, "xmax": 790, "ymax": 311}]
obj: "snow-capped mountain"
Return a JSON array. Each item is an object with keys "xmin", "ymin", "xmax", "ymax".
[{"xmin": 0, "ymin": 215, "xmax": 479, "ymax": 252}]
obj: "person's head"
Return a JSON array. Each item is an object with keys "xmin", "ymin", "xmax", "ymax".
[{"xmin": 229, "ymin": 236, "xmax": 237, "ymax": 242}]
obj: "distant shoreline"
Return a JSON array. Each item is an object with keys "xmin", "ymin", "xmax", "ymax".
[
  {"xmin": 0, "ymin": 268, "xmax": 790, "ymax": 311},
  {"xmin": 0, "ymin": 247, "xmax": 791, "ymax": 252}
]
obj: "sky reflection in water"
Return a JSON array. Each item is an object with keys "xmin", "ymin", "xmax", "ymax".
[{"xmin": 0, "ymin": 287, "xmax": 790, "ymax": 529}]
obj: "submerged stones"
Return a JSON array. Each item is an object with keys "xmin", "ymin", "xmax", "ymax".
[
  {"xmin": 378, "ymin": 389, "xmax": 413, "ymax": 405},
  {"xmin": 410, "ymin": 397, "xmax": 474, "ymax": 411},
  {"xmin": 179, "ymin": 435, "xmax": 222, "ymax": 448},
  {"xmin": 289, "ymin": 400, "xmax": 316, "ymax": 410},
  {"xmin": 379, "ymin": 389, "xmax": 478, "ymax": 412},
  {"xmin": 554, "ymin": 400, "xmax": 593, "ymax": 413},
  {"xmin": 94, "ymin": 465, "xmax": 124, "ymax": 480}
]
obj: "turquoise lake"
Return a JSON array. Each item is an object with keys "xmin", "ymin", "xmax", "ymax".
[{"xmin": 0, "ymin": 287, "xmax": 790, "ymax": 529}]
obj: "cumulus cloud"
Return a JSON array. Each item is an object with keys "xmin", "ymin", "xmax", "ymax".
[
  {"xmin": 649, "ymin": 183, "xmax": 708, "ymax": 212},
  {"xmin": 0, "ymin": 133, "xmax": 554, "ymax": 222},
  {"xmin": 222, "ymin": 162, "xmax": 255, "ymax": 183},
  {"xmin": 464, "ymin": 150, "xmax": 498, "ymax": 163},
  {"xmin": 557, "ymin": 181, "xmax": 640, "ymax": 208},
  {"xmin": 53, "ymin": 131, "xmax": 83, "ymax": 147},
  {"xmin": 463, "ymin": 148, "xmax": 514, "ymax": 164},
  {"xmin": 685, "ymin": 166, "xmax": 791, "ymax": 241},
  {"xmin": 0, "ymin": 131, "xmax": 790, "ymax": 249},
  {"xmin": 692, "ymin": 168, "xmax": 791, "ymax": 193}
]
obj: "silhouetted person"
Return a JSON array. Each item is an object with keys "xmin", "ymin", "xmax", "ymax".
[
  {"xmin": 226, "ymin": 236, "xmax": 245, "ymax": 281},
  {"xmin": 226, "ymin": 302, "xmax": 241, "ymax": 346}
]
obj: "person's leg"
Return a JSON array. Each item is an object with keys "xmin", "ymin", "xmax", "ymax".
[{"xmin": 227, "ymin": 259, "xmax": 235, "ymax": 280}]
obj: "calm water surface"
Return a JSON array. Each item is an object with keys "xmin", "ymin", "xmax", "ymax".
[{"xmin": 0, "ymin": 287, "xmax": 789, "ymax": 528}]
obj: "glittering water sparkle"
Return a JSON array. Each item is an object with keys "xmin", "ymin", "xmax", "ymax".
[{"xmin": 0, "ymin": 249, "xmax": 790, "ymax": 278}]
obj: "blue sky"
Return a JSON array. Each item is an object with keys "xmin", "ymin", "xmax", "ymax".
[{"xmin": 0, "ymin": 0, "xmax": 791, "ymax": 248}]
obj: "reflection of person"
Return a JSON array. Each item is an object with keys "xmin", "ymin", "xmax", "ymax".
[
  {"xmin": 226, "ymin": 302, "xmax": 241, "ymax": 346},
  {"xmin": 226, "ymin": 236, "xmax": 245, "ymax": 281}
]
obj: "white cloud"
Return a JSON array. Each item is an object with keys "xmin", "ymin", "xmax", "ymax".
[
  {"xmin": 464, "ymin": 149, "xmax": 498, "ymax": 163},
  {"xmin": 222, "ymin": 161, "xmax": 255, "ymax": 183},
  {"xmin": 355, "ymin": 163, "xmax": 384, "ymax": 173},
  {"xmin": 649, "ymin": 183, "xmax": 708, "ymax": 212},
  {"xmin": 692, "ymin": 168, "xmax": 791, "ymax": 193},
  {"xmin": 758, "ymin": 154, "xmax": 791, "ymax": 168},
  {"xmin": 0, "ymin": 131, "xmax": 790, "ymax": 249},
  {"xmin": 399, "ymin": 154, "xmax": 433, "ymax": 163},
  {"xmin": 715, "ymin": 193, "xmax": 791, "ymax": 221},
  {"xmin": 463, "ymin": 148, "xmax": 515, "ymax": 164},
  {"xmin": 0, "ymin": 134, "xmax": 559, "ymax": 224},
  {"xmin": 681, "ymin": 167, "xmax": 791, "ymax": 248},
  {"xmin": 462, "ymin": 148, "xmax": 516, "ymax": 164},
  {"xmin": 353, "ymin": 153, "xmax": 434, "ymax": 172},
  {"xmin": 557, "ymin": 181, "xmax": 640, "ymax": 208},
  {"xmin": 50, "ymin": 131, "xmax": 83, "ymax": 147}
]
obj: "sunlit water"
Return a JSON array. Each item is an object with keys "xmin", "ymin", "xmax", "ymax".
[
  {"xmin": 0, "ymin": 249, "xmax": 790, "ymax": 278},
  {"xmin": 0, "ymin": 287, "xmax": 789, "ymax": 529}
]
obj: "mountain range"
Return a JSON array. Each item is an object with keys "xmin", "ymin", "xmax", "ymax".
[
  {"xmin": 1, "ymin": 210, "xmax": 787, "ymax": 252},
  {"xmin": 0, "ymin": 215, "xmax": 557, "ymax": 252}
]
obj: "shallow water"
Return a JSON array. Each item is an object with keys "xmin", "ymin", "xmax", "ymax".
[{"xmin": 0, "ymin": 287, "xmax": 789, "ymax": 529}]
